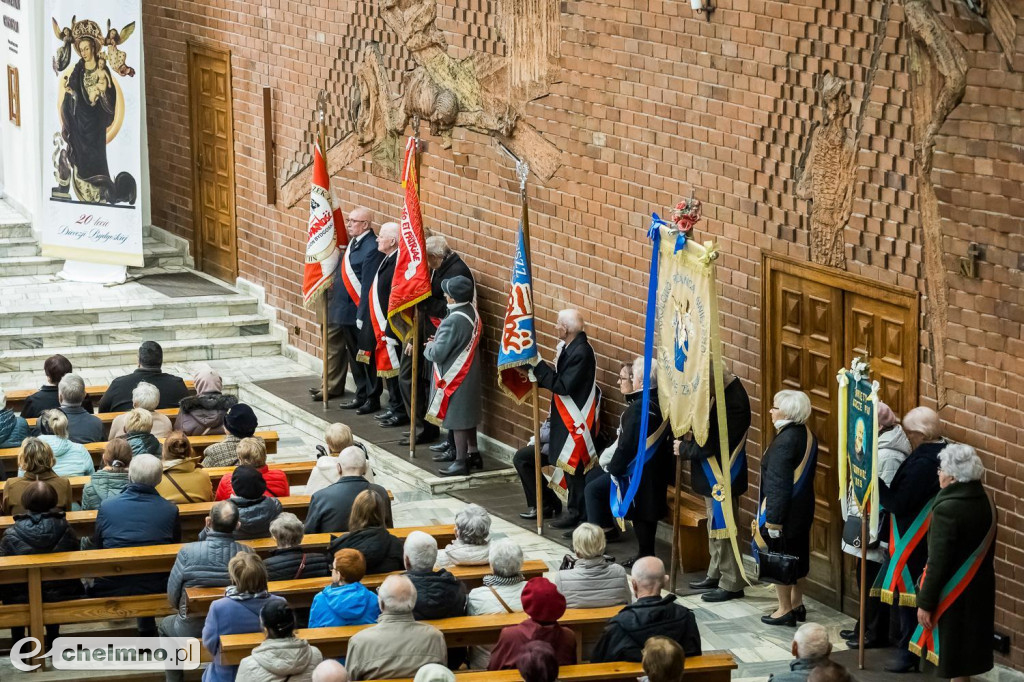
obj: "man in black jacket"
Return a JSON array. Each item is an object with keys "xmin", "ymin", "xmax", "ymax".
[
  {"xmin": 591, "ymin": 556, "xmax": 702, "ymax": 663},
  {"xmin": 680, "ymin": 366, "xmax": 751, "ymax": 602},
  {"xmin": 403, "ymin": 529, "xmax": 468, "ymax": 668},
  {"xmin": 98, "ymin": 341, "xmax": 189, "ymax": 412},
  {"xmin": 20, "ymin": 354, "xmax": 93, "ymax": 418},
  {"xmin": 304, "ymin": 447, "xmax": 393, "ymax": 533}
]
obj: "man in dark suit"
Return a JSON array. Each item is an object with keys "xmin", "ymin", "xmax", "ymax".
[
  {"xmin": 514, "ymin": 309, "xmax": 597, "ymax": 529},
  {"xmin": 304, "ymin": 446, "xmax": 393, "ymax": 533},
  {"xmin": 98, "ymin": 341, "xmax": 189, "ymax": 412}
]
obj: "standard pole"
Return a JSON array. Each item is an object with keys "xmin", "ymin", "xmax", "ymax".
[
  {"xmin": 669, "ymin": 451, "xmax": 684, "ymax": 591},
  {"xmin": 317, "ymin": 109, "xmax": 330, "ymax": 412},
  {"xmin": 531, "ymin": 384, "xmax": 543, "ymax": 535},
  {"xmin": 409, "ymin": 310, "xmax": 420, "ymax": 459},
  {"xmin": 859, "ymin": 511, "xmax": 868, "ymax": 670}
]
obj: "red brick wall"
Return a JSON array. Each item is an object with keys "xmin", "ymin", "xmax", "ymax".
[{"xmin": 143, "ymin": 0, "xmax": 1024, "ymax": 665}]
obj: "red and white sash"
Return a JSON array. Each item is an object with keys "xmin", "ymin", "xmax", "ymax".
[
  {"xmin": 369, "ymin": 269, "xmax": 400, "ymax": 378},
  {"xmin": 425, "ymin": 308, "xmax": 482, "ymax": 426},
  {"xmin": 340, "ymin": 241, "xmax": 362, "ymax": 307},
  {"xmin": 552, "ymin": 382, "xmax": 598, "ymax": 476}
]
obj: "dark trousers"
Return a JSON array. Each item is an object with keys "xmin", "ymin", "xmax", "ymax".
[
  {"xmin": 892, "ymin": 603, "xmax": 918, "ymax": 664},
  {"xmin": 385, "ymin": 376, "xmax": 406, "ymax": 415},
  {"xmin": 399, "ymin": 348, "xmax": 438, "ymax": 437},
  {"xmin": 852, "ymin": 559, "xmax": 891, "ymax": 644},
  {"xmin": 11, "ymin": 624, "xmax": 60, "ymax": 647},
  {"xmin": 344, "ymin": 325, "xmax": 381, "ymax": 405},
  {"xmin": 324, "ymin": 325, "xmax": 349, "ymax": 397},
  {"xmin": 586, "ymin": 470, "xmax": 658, "ymax": 558},
  {"xmin": 513, "ymin": 445, "xmax": 586, "ymax": 518}
]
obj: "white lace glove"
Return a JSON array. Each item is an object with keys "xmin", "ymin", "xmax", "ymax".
[
  {"xmin": 356, "ymin": 319, "xmax": 363, "ymax": 330},
  {"xmin": 768, "ymin": 528, "xmax": 781, "ymax": 539}
]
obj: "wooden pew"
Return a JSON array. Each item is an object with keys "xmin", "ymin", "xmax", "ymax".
[
  {"xmin": 25, "ymin": 407, "xmax": 181, "ymax": 433},
  {"xmin": 220, "ymin": 602, "xmax": 614, "ymax": 664},
  {"xmin": 5, "ymin": 381, "xmax": 196, "ymax": 415},
  {"xmin": 187, "ymin": 558, "xmax": 549, "ymax": 617},
  {"xmin": 666, "ymin": 486, "xmax": 711, "ymax": 573},
  {"xmin": 0, "ymin": 493, "xmax": 309, "ymax": 537},
  {"xmin": 0, "ymin": 460, "xmax": 317, "ymax": 504}
]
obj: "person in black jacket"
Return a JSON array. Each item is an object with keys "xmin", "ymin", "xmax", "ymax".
[
  {"xmin": 305, "ymin": 447, "xmax": 393, "ymax": 533},
  {"xmin": 98, "ymin": 341, "xmax": 190, "ymax": 413},
  {"xmin": 265, "ymin": 512, "xmax": 331, "ymax": 581},
  {"xmin": 679, "ymin": 365, "xmax": 751, "ymax": 602},
  {"xmin": 0, "ymin": 481, "xmax": 83, "ymax": 646},
  {"xmin": 403, "ymin": 529, "xmax": 469, "ymax": 669},
  {"xmin": 327, "ymin": 489, "xmax": 403, "ymax": 574},
  {"xmin": 20, "ymin": 354, "xmax": 94, "ymax": 419},
  {"xmin": 877, "ymin": 406, "xmax": 944, "ymax": 674},
  {"xmin": 591, "ymin": 556, "xmax": 701, "ymax": 663}
]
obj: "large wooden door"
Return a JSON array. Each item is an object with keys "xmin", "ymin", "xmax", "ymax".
[
  {"xmin": 763, "ymin": 255, "xmax": 919, "ymax": 611},
  {"xmin": 188, "ymin": 43, "xmax": 237, "ymax": 281}
]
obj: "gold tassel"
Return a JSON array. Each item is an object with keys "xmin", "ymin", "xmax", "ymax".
[
  {"xmin": 879, "ymin": 589, "xmax": 895, "ymax": 605},
  {"xmin": 899, "ymin": 592, "xmax": 918, "ymax": 607}
]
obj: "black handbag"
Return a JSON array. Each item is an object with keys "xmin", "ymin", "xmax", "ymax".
[
  {"xmin": 842, "ymin": 514, "xmax": 880, "ymax": 550},
  {"xmin": 755, "ymin": 536, "xmax": 801, "ymax": 586}
]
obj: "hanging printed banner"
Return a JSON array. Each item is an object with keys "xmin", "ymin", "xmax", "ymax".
[
  {"xmin": 837, "ymin": 360, "xmax": 880, "ymax": 537},
  {"xmin": 302, "ymin": 138, "xmax": 345, "ymax": 308},
  {"xmin": 497, "ymin": 223, "xmax": 537, "ymax": 403},
  {"xmin": 41, "ymin": 0, "xmax": 144, "ymax": 266}
]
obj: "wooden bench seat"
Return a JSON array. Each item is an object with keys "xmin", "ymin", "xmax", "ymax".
[
  {"xmin": 666, "ymin": 486, "xmax": 711, "ymax": 573},
  {"xmin": 188, "ymin": 558, "xmax": 548, "ymax": 617},
  {"xmin": 220, "ymin": 601, "xmax": 610, "ymax": 664},
  {"xmin": 5, "ymin": 381, "xmax": 195, "ymax": 415},
  {"xmin": 24, "ymin": 407, "xmax": 181, "ymax": 430}
]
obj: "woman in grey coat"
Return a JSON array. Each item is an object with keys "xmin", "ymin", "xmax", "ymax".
[
  {"xmin": 423, "ymin": 275, "xmax": 483, "ymax": 477},
  {"xmin": 549, "ymin": 523, "xmax": 632, "ymax": 608}
]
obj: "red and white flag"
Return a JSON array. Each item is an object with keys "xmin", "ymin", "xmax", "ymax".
[
  {"xmin": 302, "ymin": 139, "xmax": 348, "ymax": 308},
  {"xmin": 387, "ymin": 137, "xmax": 432, "ymax": 339}
]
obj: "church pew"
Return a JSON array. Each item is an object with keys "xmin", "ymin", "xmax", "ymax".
[
  {"xmin": 666, "ymin": 486, "xmax": 711, "ymax": 573},
  {"xmin": 220, "ymin": 602, "xmax": 614, "ymax": 664},
  {"xmin": 187, "ymin": 558, "xmax": 549, "ymax": 617},
  {"xmin": 0, "ymin": 492, "xmax": 308, "ymax": 537},
  {"xmin": 25, "ymin": 407, "xmax": 181, "ymax": 437},
  {"xmin": 5, "ymin": 381, "xmax": 196, "ymax": 415}
]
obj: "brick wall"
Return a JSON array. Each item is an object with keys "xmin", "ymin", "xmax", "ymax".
[{"xmin": 143, "ymin": 0, "xmax": 1024, "ymax": 666}]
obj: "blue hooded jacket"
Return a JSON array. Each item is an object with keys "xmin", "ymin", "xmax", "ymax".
[
  {"xmin": 0, "ymin": 409, "xmax": 30, "ymax": 449},
  {"xmin": 308, "ymin": 581, "xmax": 381, "ymax": 629},
  {"xmin": 203, "ymin": 592, "xmax": 286, "ymax": 682}
]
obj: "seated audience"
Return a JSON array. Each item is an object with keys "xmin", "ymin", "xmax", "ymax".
[
  {"xmin": 202, "ymin": 403, "xmax": 258, "ymax": 468},
  {"xmin": 517, "ymin": 641, "xmax": 560, "ymax": 682},
  {"xmin": 161, "ymin": 500, "xmax": 253, "ymax": 639},
  {"xmin": 201, "ymin": 466, "xmax": 282, "ymax": 540},
  {"xmin": 437, "ymin": 503, "xmax": 491, "ymax": 568},
  {"xmin": 467, "ymin": 539, "xmax": 528, "ymax": 669},
  {"xmin": 110, "ymin": 382, "xmax": 174, "ymax": 438},
  {"xmin": 0, "ymin": 481, "xmax": 82, "ymax": 646},
  {"xmin": 312, "ymin": 660, "xmax": 350, "ymax": 682},
  {"xmin": 2, "ymin": 438, "xmax": 72, "ymax": 514},
  {"xmin": 306, "ymin": 445, "xmax": 392, "ymax": 533},
  {"xmin": 215, "ymin": 437, "xmax": 289, "ymax": 500},
  {"xmin": 550, "ymin": 522, "xmax": 631, "ymax": 608},
  {"xmin": 489, "ymin": 576, "xmax": 577, "ymax": 670},
  {"xmin": 768, "ymin": 623, "xmax": 832, "ymax": 682},
  {"xmin": 345, "ymin": 574, "xmax": 447, "ymax": 679},
  {"xmin": 236, "ymin": 601, "xmax": 324, "ymax": 682},
  {"xmin": 327, "ymin": 489, "xmax": 403, "ymax": 573},
  {"xmin": 99, "ymin": 341, "xmax": 189, "ymax": 412},
  {"xmin": 807, "ymin": 661, "xmax": 852, "ymax": 682},
  {"xmin": 58, "ymin": 373, "xmax": 103, "ymax": 444},
  {"xmin": 592, "ymin": 556, "xmax": 701, "ymax": 663},
  {"xmin": 640, "ymin": 636, "xmax": 686, "ymax": 682},
  {"xmin": 203, "ymin": 552, "xmax": 286, "ymax": 682},
  {"xmin": 156, "ymin": 431, "xmax": 214, "ymax": 504},
  {"xmin": 175, "ymin": 369, "xmax": 236, "ymax": 436},
  {"xmin": 414, "ymin": 664, "xmax": 455, "ymax": 682},
  {"xmin": 81, "ymin": 439, "xmax": 134, "ymax": 510},
  {"xmin": 87, "ymin": 454, "xmax": 180, "ymax": 636},
  {"xmin": 404, "ymin": 530, "xmax": 468, "ymax": 620},
  {"xmin": 119, "ymin": 408, "xmax": 162, "ymax": 456},
  {"xmin": 19, "ymin": 354, "xmax": 94, "ymax": 418},
  {"xmin": 265, "ymin": 513, "xmax": 331, "ymax": 581},
  {"xmin": 308, "ymin": 548, "xmax": 381, "ymax": 628},
  {"xmin": 306, "ymin": 423, "xmax": 375, "ymax": 493},
  {"xmin": 36, "ymin": 409, "xmax": 94, "ymax": 477},
  {"xmin": 0, "ymin": 387, "xmax": 30, "ymax": 450}
]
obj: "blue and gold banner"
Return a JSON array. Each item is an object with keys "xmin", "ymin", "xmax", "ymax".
[{"xmin": 837, "ymin": 361, "xmax": 880, "ymax": 538}]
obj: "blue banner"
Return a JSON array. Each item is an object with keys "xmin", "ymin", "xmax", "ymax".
[{"xmin": 497, "ymin": 223, "xmax": 538, "ymax": 403}]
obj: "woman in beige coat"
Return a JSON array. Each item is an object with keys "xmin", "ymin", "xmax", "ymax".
[{"xmin": 154, "ymin": 432, "xmax": 213, "ymax": 504}]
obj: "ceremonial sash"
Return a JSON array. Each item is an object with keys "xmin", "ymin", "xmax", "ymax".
[
  {"xmin": 366, "ymin": 268, "xmax": 400, "ymax": 378},
  {"xmin": 909, "ymin": 494, "xmax": 996, "ymax": 666},
  {"xmin": 609, "ymin": 410, "xmax": 671, "ymax": 520},
  {"xmin": 552, "ymin": 382, "xmax": 598, "ymax": 476},
  {"xmin": 871, "ymin": 497, "xmax": 935, "ymax": 606},
  {"xmin": 701, "ymin": 431, "xmax": 748, "ymax": 539},
  {"xmin": 425, "ymin": 308, "xmax": 482, "ymax": 426},
  {"xmin": 341, "ymin": 242, "xmax": 362, "ymax": 307},
  {"xmin": 752, "ymin": 425, "xmax": 816, "ymax": 561}
]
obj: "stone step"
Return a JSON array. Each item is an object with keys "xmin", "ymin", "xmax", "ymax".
[
  {"xmin": 1, "ymin": 294, "xmax": 261, "ymax": 328},
  {"xmin": 0, "ymin": 222, "xmax": 32, "ymax": 239},
  {"xmin": 0, "ymin": 236, "xmax": 40, "ymax": 258},
  {"xmin": 0, "ymin": 314, "xmax": 273, "ymax": 350},
  {"xmin": 0, "ymin": 334, "xmax": 284, "ymax": 372},
  {"xmin": 0, "ymin": 237, "xmax": 188, "ymax": 276},
  {"xmin": 141, "ymin": 238, "xmax": 188, "ymax": 269},
  {"xmin": 0, "ymin": 254, "xmax": 62, "ymax": 276}
]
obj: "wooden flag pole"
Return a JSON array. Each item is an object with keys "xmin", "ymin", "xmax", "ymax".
[
  {"xmin": 669, "ymin": 451, "xmax": 684, "ymax": 591},
  {"xmin": 317, "ymin": 93, "xmax": 330, "ymax": 411},
  {"xmin": 409, "ymin": 309, "xmax": 420, "ymax": 459},
  {"xmin": 859, "ymin": 511, "xmax": 868, "ymax": 669}
]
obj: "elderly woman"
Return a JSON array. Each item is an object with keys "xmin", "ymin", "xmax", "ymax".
[
  {"xmin": 175, "ymin": 369, "xmax": 237, "ymax": 437},
  {"xmin": 550, "ymin": 523, "xmax": 631, "ymax": 608},
  {"xmin": 0, "ymin": 387, "xmax": 30, "ymax": 451},
  {"xmin": 306, "ymin": 423, "xmax": 375, "ymax": 493},
  {"xmin": 110, "ymin": 382, "xmax": 174, "ymax": 438},
  {"xmin": 467, "ymin": 539, "xmax": 528, "ymax": 668},
  {"xmin": 36, "ymin": 409, "xmax": 94, "ymax": 477},
  {"xmin": 308, "ymin": 548, "xmax": 381, "ymax": 628},
  {"xmin": 264, "ymin": 512, "xmax": 330, "ymax": 581},
  {"xmin": 2, "ymin": 438, "xmax": 72, "ymax": 514},
  {"xmin": 327, "ymin": 489, "xmax": 403, "ymax": 573},
  {"xmin": 914, "ymin": 444, "xmax": 995, "ymax": 682},
  {"xmin": 437, "ymin": 503, "xmax": 491, "ymax": 568},
  {"xmin": 757, "ymin": 389, "xmax": 818, "ymax": 627},
  {"xmin": 80, "ymin": 439, "xmax": 133, "ymax": 510},
  {"xmin": 215, "ymin": 437, "xmax": 289, "ymax": 500},
  {"xmin": 202, "ymin": 552, "xmax": 285, "ymax": 682},
  {"xmin": 201, "ymin": 466, "xmax": 282, "ymax": 540},
  {"xmin": 119, "ymin": 408, "xmax": 162, "ymax": 456},
  {"xmin": 155, "ymin": 431, "xmax": 214, "ymax": 504},
  {"xmin": 235, "ymin": 601, "xmax": 323, "ymax": 682}
]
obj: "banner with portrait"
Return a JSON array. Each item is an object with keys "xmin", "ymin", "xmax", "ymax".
[
  {"xmin": 41, "ymin": 0, "xmax": 144, "ymax": 267},
  {"xmin": 837, "ymin": 364, "xmax": 880, "ymax": 538}
]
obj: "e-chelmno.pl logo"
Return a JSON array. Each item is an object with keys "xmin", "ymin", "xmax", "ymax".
[{"xmin": 10, "ymin": 636, "xmax": 201, "ymax": 672}]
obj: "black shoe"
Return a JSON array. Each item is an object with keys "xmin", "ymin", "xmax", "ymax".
[
  {"xmin": 400, "ymin": 430, "xmax": 442, "ymax": 446},
  {"xmin": 519, "ymin": 506, "xmax": 558, "ymax": 520},
  {"xmin": 430, "ymin": 440, "xmax": 452, "ymax": 453},
  {"xmin": 419, "ymin": 426, "xmax": 441, "ymax": 442},
  {"xmin": 561, "ymin": 528, "xmax": 576, "ymax": 538},
  {"xmin": 761, "ymin": 611, "xmax": 797, "ymax": 627},
  {"xmin": 310, "ymin": 390, "xmax": 344, "ymax": 402},
  {"xmin": 437, "ymin": 461, "xmax": 469, "ymax": 477},
  {"xmin": 355, "ymin": 401, "xmax": 381, "ymax": 415},
  {"xmin": 839, "ymin": 628, "xmax": 857, "ymax": 640},
  {"xmin": 550, "ymin": 513, "xmax": 581, "ymax": 529},
  {"xmin": 374, "ymin": 410, "xmax": 397, "ymax": 421},
  {"xmin": 381, "ymin": 415, "xmax": 411, "ymax": 428},
  {"xmin": 845, "ymin": 638, "xmax": 886, "ymax": 650},
  {"xmin": 884, "ymin": 657, "xmax": 920, "ymax": 674},
  {"xmin": 432, "ymin": 449, "xmax": 456, "ymax": 462},
  {"xmin": 689, "ymin": 576, "xmax": 720, "ymax": 590},
  {"xmin": 340, "ymin": 399, "xmax": 363, "ymax": 410},
  {"xmin": 701, "ymin": 588, "xmax": 744, "ymax": 603},
  {"xmin": 794, "ymin": 604, "xmax": 807, "ymax": 622},
  {"xmin": 603, "ymin": 526, "xmax": 621, "ymax": 543},
  {"xmin": 622, "ymin": 556, "xmax": 639, "ymax": 569},
  {"xmin": 467, "ymin": 452, "xmax": 484, "ymax": 471}
]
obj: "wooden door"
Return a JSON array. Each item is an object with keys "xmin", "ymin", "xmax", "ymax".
[{"xmin": 188, "ymin": 43, "xmax": 237, "ymax": 281}]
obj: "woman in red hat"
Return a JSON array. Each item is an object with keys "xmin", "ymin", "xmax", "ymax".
[{"xmin": 488, "ymin": 577, "xmax": 577, "ymax": 670}]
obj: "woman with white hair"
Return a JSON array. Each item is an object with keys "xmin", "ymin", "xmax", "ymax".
[
  {"xmin": 466, "ymin": 539, "xmax": 528, "ymax": 669},
  {"xmin": 110, "ymin": 382, "xmax": 174, "ymax": 438},
  {"xmin": 913, "ymin": 444, "xmax": 994, "ymax": 681},
  {"xmin": 36, "ymin": 409, "xmax": 94, "ymax": 477},
  {"xmin": 550, "ymin": 523, "xmax": 631, "ymax": 608},
  {"xmin": 437, "ymin": 503, "xmax": 491, "ymax": 568},
  {"xmin": 757, "ymin": 389, "xmax": 818, "ymax": 627}
]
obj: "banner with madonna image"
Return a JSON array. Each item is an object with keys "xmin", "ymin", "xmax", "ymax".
[
  {"xmin": 837, "ymin": 359, "xmax": 880, "ymax": 541},
  {"xmin": 42, "ymin": 0, "xmax": 144, "ymax": 267}
]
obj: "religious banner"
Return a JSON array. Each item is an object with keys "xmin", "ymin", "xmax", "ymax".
[
  {"xmin": 496, "ymin": 223, "xmax": 537, "ymax": 403},
  {"xmin": 41, "ymin": 0, "xmax": 144, "ymax": 266},
  {"xmin": 837, "ymin": 359, "xmax": 881, "ymax": 539},
  {"xmin": 387, "ymin": 136, "xmax": 431, "ymax": 341},
  {"xmin": 302, "ymin": 137, "xmax": 345, "ymax": 308}
]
